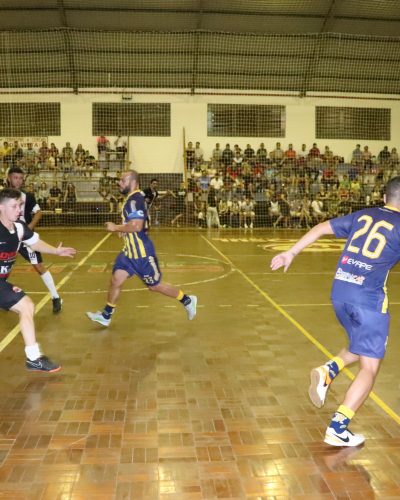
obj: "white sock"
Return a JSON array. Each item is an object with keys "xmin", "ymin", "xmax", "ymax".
[
  {"xmin": 25, "ymin": 343, "xmax": 42, "ymax": 361},
  {"xmin": 41, "ymin": 271, "xmax": 59, "ymax": 299}
]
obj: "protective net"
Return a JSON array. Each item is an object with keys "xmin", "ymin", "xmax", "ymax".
[{"xmin": 0, "ymin": 2, "xmax": 399, "ymax": 228}]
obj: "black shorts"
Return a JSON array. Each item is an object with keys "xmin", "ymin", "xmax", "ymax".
[
  {"xmin": 0, "ymin": 280, "xmax": 26, "ymax": 310},
  {"xmin": 19, "ymin": 244, "xmax": 43, "ymax": 265}
]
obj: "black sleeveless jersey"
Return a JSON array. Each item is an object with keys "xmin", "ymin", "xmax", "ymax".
[{"xmin": 0, "ymin": 221, "xmax": 38, "ymax": 279}]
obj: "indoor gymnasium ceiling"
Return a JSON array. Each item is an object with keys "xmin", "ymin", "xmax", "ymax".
[{"xmin": 0, "ymin": 0, "xmax": 399, "ymax": 94}]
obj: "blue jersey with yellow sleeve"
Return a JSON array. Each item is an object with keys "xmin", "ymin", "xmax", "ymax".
[
  {"xmin": 122, "ymin": 190, "xmax": 156, "ymax": 259},
  {"xmin": 329, "ymin": 205, "xmax": 400, "ymax": 313}
]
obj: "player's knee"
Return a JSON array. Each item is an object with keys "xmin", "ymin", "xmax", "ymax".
[
  {"xmin": 147, "ymin": 284, "xmax": 159, "ymax": 292},
  {"xmin": 21, "ymin": 296, "xmax": 35, "ymax": 316}
]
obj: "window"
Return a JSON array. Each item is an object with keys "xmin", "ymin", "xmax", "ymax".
[
  {"xmin": 316, "ymin": 107, "xmax": 390, "ymax": 140},
  {"xmin": 0, "ymin": 103, "xmax": 60, "ymax": 136},
  {"xmin": 93, "ymin": 103, "xmax": 170, "ymax": 136},
  {"xmin": 208, "ymin": 104, "xmax": 285, "ymax": 137}
]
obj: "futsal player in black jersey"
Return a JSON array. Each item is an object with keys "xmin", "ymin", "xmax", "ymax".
[
  {"xmin": 0, "ymin": 188, "xmax": 76, "ymax": 371},
  {"xmin": 7, "ymin": 167, "xmax": 63, "ymax": 313}
]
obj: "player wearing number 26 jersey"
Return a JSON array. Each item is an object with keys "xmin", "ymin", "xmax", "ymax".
[
  {"xmin": 270, "ymin": 177, "xmax": 400, "ymax": 447},
  {"xmin": 330, "ymin": 204, "xmax": 400, "ymax": 314}
]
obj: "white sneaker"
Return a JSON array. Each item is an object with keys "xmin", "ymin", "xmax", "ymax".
[
  {"xmin": 184, "ymin": 295, "xmax": 197, "ymax": 320},
  {"xmin": 250, "ymin": 223, "xmax": 253, "ymax": 228},
  {"xmin": 244, "ymin": 223, "xmax": 248, "ymax": 228},
  {"xmin": 324, "ymin": 426, "xmax": 365, "ymax": 447},
  {"xmin": 86, "ymin": 311, "xmax": 111, "ymax": 327},
  {"xmin": 309, "ymin": 366, "xmax": 331, "ymax": 408}
]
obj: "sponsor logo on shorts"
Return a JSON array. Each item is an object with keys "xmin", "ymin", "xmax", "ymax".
[
  {"xmin": 334, "ymin": 267, "xmax": 365, "ymax": 286},
  {"xmin": 341, "ymin": 255, "xmax": 372, "ymax": 271}
]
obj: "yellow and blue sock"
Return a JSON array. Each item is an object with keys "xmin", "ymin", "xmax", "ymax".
[
  {"xmin": 324, "ymin": 356, "xmax": 344, "ymax": 383},
  {"xmin": 329, "ymin": 404, "xmax": 355, "ymax": 434},
  {"xmin": 102, "ymin": 303, "xmax": 116, "ymax": 319},
  {"xmin": 177, "ymin": 290, "xmax": 191, "ymax": 306}
]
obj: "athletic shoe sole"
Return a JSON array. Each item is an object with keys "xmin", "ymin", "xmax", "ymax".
[
  {"xmin": 26, "ymin": 365, "xmax": 62, "ymax": 373},
  {"xmin": 308, "ymin": 367, "xmax": 327, "ymax": 408}
]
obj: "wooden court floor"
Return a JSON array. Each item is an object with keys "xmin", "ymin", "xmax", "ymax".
[{"xmin": 1, "ymin": 228, "xmax": 400, "ymax": 499}]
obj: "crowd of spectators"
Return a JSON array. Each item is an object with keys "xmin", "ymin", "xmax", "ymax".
[{"xmin": 184, "ymin": 141, "xmax": 396, "ymax": 228}]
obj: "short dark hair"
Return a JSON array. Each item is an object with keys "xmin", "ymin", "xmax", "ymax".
[
  {"xmin": 385, "ymin": 176, "xmax": 400, "ymax": 202},
  {"xmin": 0, "ymin": 188, "xmax": 21, "ymax": 204},
  {"xmin": 8, "ymin": 166, "xmax": 24, "ymax": 176},
  {"xmin": 150, "ymin": 178, "xmax": 158, "ymax": 184}
]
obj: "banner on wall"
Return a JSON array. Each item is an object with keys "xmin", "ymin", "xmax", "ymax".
[{"xmin": 0, "ymin": 137, "xmax": 47, "ymax": 149}]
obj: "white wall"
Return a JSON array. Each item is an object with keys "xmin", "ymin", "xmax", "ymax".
[{"xmin": 1, "ymin": 92, "xmax": 399, "ymax": 173}]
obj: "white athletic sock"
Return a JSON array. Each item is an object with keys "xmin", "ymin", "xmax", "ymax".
[
  {"xmin": 40, "ymin": 271, "xmax": 59, "ymax": 299},
  {"xmin": 25, "ymin": 343, "xmax": 42, "ymax": 361}
]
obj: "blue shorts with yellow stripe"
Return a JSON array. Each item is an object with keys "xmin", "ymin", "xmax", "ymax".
[
  {"xmin": 113, "ymin": 252, "xmax": 162, "ymax": 287},
  {"xmin": 332, "ymin": 301, "xmax": 390, "ymax": 359}
]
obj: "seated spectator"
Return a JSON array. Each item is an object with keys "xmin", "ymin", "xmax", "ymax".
[
  {"xmin": 311, "ymin": 194, "xmax": 326, "ymax": 222},
  {"xmin": 210, "ymin": 171, "xmax": 224, "ymax": 192},
  {"xmin": 37, "ymin": 181, "xmax": 50, "ymax": 209},
  {"xmin": 244, "ymin": 144, "xmax": 255, "ymax": 163},
  {"xmin": 270, "ymin": 142, "xmax": 284, "ymax": 164},
  {"xmin": 323, "ymin": 145, "xmax": 334, "ymax": 160},
  {"xmin": 49, "ymin": 142, "xmax": 59, "ymax": 159},
  {"xmin": 371, "ymin": 185, "xmax": 383, "ymax": 205},
  {"xmin": 308, "ymin": 142, "xmax": 320, "ymax": 158},
  {"xmin": 84, "ymin": 151, "xmax": 97, "ymax": 176},
  {"xmin": 63, "ymin": 182, "xmax": 77, "ymax": 211},
  {"xmin": 75, "ymin": 143, "xmax": 86, "ymax": 161},
  {"xmin": 378, "ymin": 145, "xmax": 390, "ymax": 165},
  {"xmin": 38, "ymin": 141, "xmax": 49, "ymax": 162},
  {"xmin": 362, "ymin": 145, "xmax": 372, "ymax": 169},
  {"xmin": 298, "ymin": 196, "xmax": 312, "ymax": 228},
  {"xmin": 61, "ymin": 142, "xmax": 73, "ymax": 171},
  {"xmin": 23, "ymin": 143, "xmax": 37, "ymax": 174},
  {"xmin": 234, "ymin": 144, "xmax": 242, "ymax": 155},
  {"xmin": 0, "ymin": 141, "xmax": 12, "ymax": 172},
  {"xmin": 45, "ymin": 152, "xmax": 57, "ymax": 171},
  {"xmin": 297, "ymin": 143, "xmax": 308, "ymax": 160},
  {"xmin": 49, "ymin": 182, "xmax": 62, "ymax": 210},
  {"xmin": 256, "ymin": 143, "xmax": 268, "ymax": 165},
  {"xmin": 274, "ymin": 193, "xmax": 291, "ymax": 228},
  {"xmin": 232, "ymin": 151, "xmax": 243, "ymax": 169},
  {"xmin": 10, "ymin": 141, "xmax": 24, "ymax": 165},
  {"xmin": 284, "ymin": 143, "xmax": 297, "ymax": 162},
  {"xmin": 240, "ymin": 196, "xmax": 256, "ymax": 228},
  {"xmin": 211, "ymin": 143, "xmax": 222, "ymax": 169},
  {"xmin": 352, "ymin": 144, "xmax": 363, "ymax": 162},
  {"xmin": 222, "ymin": 144, "xmax": 234, "ymax": 170},
  {"xmin": 197, "ymin": 169, "xmax": 211, "ymax": 201}
]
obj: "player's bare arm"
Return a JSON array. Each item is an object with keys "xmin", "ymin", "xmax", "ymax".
[
  {"xmin": 30, "ymin": 240, "xmax": 76, "ymax": 258},
  {"xmin": 105, "ymin": 219, "xmax": 144, "ymax": 233},
  {"xmin": 271, "ymin": 221, "xmax": 334, "ymax": 272},
  {"xmin": 28, "ymin": 210, "xmax": 42, "ymax": 230}
]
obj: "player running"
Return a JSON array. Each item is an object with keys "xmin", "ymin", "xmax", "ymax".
[
  {"xmin": 271, "ymin": 176, "xmax": 400, "ymax": 447},
  {"xmin": 86, "ymin": 169, "xmax": 197, "ymax": 326}
]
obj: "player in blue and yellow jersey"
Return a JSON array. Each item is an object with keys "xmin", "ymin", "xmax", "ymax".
[
  {"xmin": 271, "ymin": 176, "xmax": 400, "ymax": 447},
  {"xmin": 86, "ymin": 170, "xmax": 197, "ymax": 327}
]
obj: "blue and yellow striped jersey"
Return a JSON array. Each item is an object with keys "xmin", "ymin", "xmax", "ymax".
[
  {"xmin": 121, "ymin": 190, "xmax": 156, "ymax": 260},
  {"xmin": 330, "ymin": 205, "xmax": 400, "ymax": 313}
]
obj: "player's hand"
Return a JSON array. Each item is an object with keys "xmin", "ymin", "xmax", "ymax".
[
  {"xmin": 105, "ymin": 222, "xmax": 117, "ymax": 232},
  {"xmin": 270, "ymin": 251, "xmax": 294, "ymax": 272},
  {"xmin": 55, "ymin": 242, "xmax": 77, "ymax": 258}
]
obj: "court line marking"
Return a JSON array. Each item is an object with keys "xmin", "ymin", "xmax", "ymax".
[
  {"xmin": 0, "ymin": 233, "xmax": 112, "ymax": 354},
  {"xmin": 201, "ymin": 235, "xmax": 400, "ymax": 427}
]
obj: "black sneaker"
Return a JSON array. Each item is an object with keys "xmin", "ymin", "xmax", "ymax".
[
  {"xmin": 26, "ymin": 356, "xmax": 62, "ymax": 373},
  {"xmin": 52, "ymin": 297, "xmax": 63, "ymax": 313}
]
